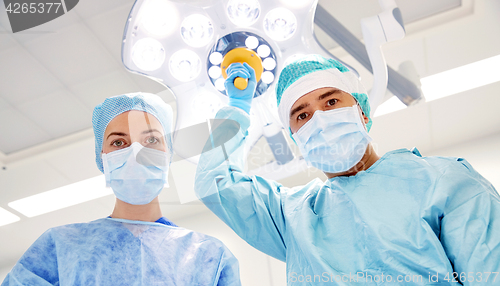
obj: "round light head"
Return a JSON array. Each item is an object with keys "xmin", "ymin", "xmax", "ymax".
[
  {"xmin": 227, "ymin": 0, "xmax": 260, "ymax": 27},
  {"xmin": 131, "ymin": 38, "xmax": 166, "ymax": 71},
  {"xmin": 264, "ymin": 8, "xmax": 297, "ymax": 41},
  {"xmin": 141, "ymin": 0, "xmax": 178, "ymax": 36},
  {"xmin": 169, "ymin": 49, "xmax": 201, "ymax": 82},
  {"xmin": 181, "ymin": 14, "xmax": 214, "ymax": 48}
]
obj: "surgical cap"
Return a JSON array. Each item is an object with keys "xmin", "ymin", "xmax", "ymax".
[
  {"xmin": 275, "ymin": 55, "xmax": 372, "ymax": 134},
  {"xmin": 92, "ymin": 92, "xmax": 173, "ymax": 173}
]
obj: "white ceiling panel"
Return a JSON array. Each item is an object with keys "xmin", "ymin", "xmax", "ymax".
[
  {"xmin": 69, "ymin": 69, "xmax": 141, "ymax": 109},
  {"xmin": 0, "ymin": 32, "xmax": 16, "ymax": 51},
  {"xmin": 23, "ymin": 23, "xmax": 120, "ymax": 86},
  {"xmin": 0, "ymin": 159, "xmax": 70, "ymax": 203},
  {"xmin": 84, "ymin": 4, "xmax": 137, "ymax": 64},
  {"xmin": 0, "ymin": 101, "xmax": 51, "ymax": 154},
  {"xmin": 43, "ymin": 138, "xmax": 101, "ymax": 182},
  {"xmin": 428, "ymin": 81, "xmax": 500, "ymax": 150},
  {"xmin": 72, "ymin": 0, "xmax": 135, "ymax": 20},
  {"xmin": 0, "ymin": 46, "xmax": 63, "ymax": 106},
  {"xmin": 16, "ymin": 89, "xmax": 91, "ymax": 138}
]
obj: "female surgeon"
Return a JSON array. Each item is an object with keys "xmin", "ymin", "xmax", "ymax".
[
  {"xmin": 194, "ymin": 56, "xmax": 500, "ymax": 285},
  {"xmin": 2, "ymin": 92, "xmax": 240, "ymax": 286}
]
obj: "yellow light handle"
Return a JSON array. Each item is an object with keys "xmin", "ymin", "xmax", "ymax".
[{"xmin": 234, "ymin": 77, "xmax": 248, "ymax": 90}]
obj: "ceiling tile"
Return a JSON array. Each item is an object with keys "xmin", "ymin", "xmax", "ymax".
[
  {"xmin": 17, "ymin": 89, "xmax": 92, "ymax": 138},
  {"xmin": 84, "ymin": 4, "xmax": 136, "ymax": 64},
  {"xmin": 69, "ymin": 69, "xmax": 141, "ymax": 109},
  {"xmin": 0, "ymin": 107, "xmax": 51, "ymax": 154},
  {"xmin": 73, "ymin": 0, "xmax": 135, "ymax": 20},
  {"xmin": 23, "ymin": 23, "xmax": 120, "ymax": 86},
  {"xmin": 0, "ymin": 33, "xmax": 17, "ymax": 51},
  {"xmin": 428, "ymin": 81, "xmax": 500, "ymax": 150},
  {"xmin": 129, "ymin": 73, "xmax": 168, "ymax": 95},
  {"xmin": 0, "ymin": 47, "xmax": 63, "ymax": 106}
]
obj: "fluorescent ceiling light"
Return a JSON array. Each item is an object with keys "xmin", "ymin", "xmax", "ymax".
[
  {"xmin": 0, "ymin": 207, "xmax": 20, "ymax": 227},
  {"xmin": 8, "ymin": 175, "xmax": 112, "ymax": 218},
  {"xmin": 374, "ymin": 96, "xmax": 407, "ymax": 117},
  {"xmin": 421, "ymin": 54, "xmax": 500, "ymax": 101}
]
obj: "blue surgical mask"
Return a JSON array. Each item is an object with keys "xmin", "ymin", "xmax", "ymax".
[
  {"xmin": 292, "ymin": 105, "xmax": 372, "ymax": 173},
  {"xmin": 102, "ymin": 142, "xmax": 170, "ymax": 205}
]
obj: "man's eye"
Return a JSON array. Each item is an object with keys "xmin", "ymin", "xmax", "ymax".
[
  {"xmin": 327, "ymin": 98, "xmax": 338, "ymax": 106},
  {"xmin": 297, "ymin": 113, "xmax": 308, "ymax": 121}
]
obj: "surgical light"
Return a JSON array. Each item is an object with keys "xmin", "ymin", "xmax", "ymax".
[
  {"xmin": 227, "ymin": 0, "xmax": 261, "ymax": 27},
  {"xmin": 245, "ymin": 36, "xmax": 259, "ymax": 49},
  {"xmin": 257, "ymin": 45, "xmax": 270, "ymax": 58},
  {"xmin": 208, "ymin": 66, "xmax": 221, "ymax": 79},
  {"xmin": 141, "ymin": 0, "xmax": 178, "ymax": 36},
  {"xmin": 264, "ymin": 8, "xmax": 297, "ymax": 41},
  {"xmin": 192, "ymin": 92, "xmax": 226, "ymax": 119},
  {"xmin": 263, "ymin": 57, "xmax": 276, "ymax": 70},
  {"xmin": 131, "ymin": 38, "xmax": 166, "ymax": 71},
  {"xmin": 169, "ymin": 49, "xmax": 201, "ymax": 82},
  {"xmin": 209, "ymin": 52, "xmax": 223, "ymax": 65},
  {"xmin": 181, "ymin": 14, "xmax": 214, "ymax": 48},
  {"xmin": 261, "ymin": 71, "xmax": 274, "ymax": 84}
]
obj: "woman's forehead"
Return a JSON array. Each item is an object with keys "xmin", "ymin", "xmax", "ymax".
[{"xmin": 105, "ymin": 110, "xmax": 164, "ymax": 135}]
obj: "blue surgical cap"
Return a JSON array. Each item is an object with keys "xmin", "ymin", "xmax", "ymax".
[
  {"xmin": 92, "ymin": 92, "xmax": 173, "ymax": 173},
  {"xmin": 275, "ymin": 55, "xmax": 372, "ymax": 133}
]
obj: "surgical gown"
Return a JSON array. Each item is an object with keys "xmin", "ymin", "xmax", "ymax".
[
  {"xmin": 195, "ymin": 106, "xmax": 500, "ymax": 285},
  {"xmin": 2, "ymin": 217, "xmax": 240, "ymax": 286}
]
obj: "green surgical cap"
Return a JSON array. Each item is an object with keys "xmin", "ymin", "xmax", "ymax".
[{"xmin": 275, "ymin": 54, "xmax": 372, "ymax": 132}]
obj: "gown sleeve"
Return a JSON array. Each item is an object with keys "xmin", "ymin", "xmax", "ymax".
[
  {"xmin": 436, "ymin": 158, "xmax": 500, "ymax": 285},
  {"xmin": 215, "ymin": 244, "xmax": 241, "ymax": 286},
  {"xmin": 1, "ymin": 229, "xmax": 59, "ymax": 286},
  {"xmin": 195, "ymin": 106, "xmax": 288, "ymax": 262}
]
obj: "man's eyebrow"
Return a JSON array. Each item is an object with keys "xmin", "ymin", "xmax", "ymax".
[
  {"xmin": 290, "ymin": 102, "xmax": 310, "ymax": 118},
  {"xmin": 318, "ymin": 89, "xmax": 340, "ymax": 101},
  {"xmin": 106, "ymin": 132, "xmax": 127, "ymax": 139},
  {"xmin": 142, "ymin": 129, "xmax": 163, "ymax": 135}
]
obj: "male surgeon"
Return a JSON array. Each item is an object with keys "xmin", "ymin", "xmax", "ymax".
[
  {"xmin": 195, "ymin": 55, "xmax": 500, "ymax": 285},
  {"xmin": 2, "ymin": 92, "xmax": 240, "ymax": 286}
]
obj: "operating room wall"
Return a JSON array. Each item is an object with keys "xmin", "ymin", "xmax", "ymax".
[{"xmin": 1, "ymin": 0, "xmax": 500, "ymax": 283}]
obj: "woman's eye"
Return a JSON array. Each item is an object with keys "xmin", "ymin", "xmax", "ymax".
[
  {"xmin": 297, "ymin": 113, "xmax": 308, "ymax": 121},
  {"xmin": 146, "ymin": 137, "xmax": 159, "ymax": 144},
  {"xmin": 112, "ymin": 140, "xmax": 124, "ymax": 147},
  {"xmin": 327, "ymin": 98, "xmax": 338, "ymax": 106}
]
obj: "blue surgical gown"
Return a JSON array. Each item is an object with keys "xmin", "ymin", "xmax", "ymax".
[
  {"xmin": 195, "ymin": 106, "xmax": 500, "ymax": 285},
  {"xmin": 2, "ymin": 217, "xmax": 240, "ymax": 286}
]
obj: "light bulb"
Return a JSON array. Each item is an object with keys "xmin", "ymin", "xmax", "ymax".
[
  {"xmin": 264, "ymin": 8, "xmax": 297, "ymax": 41},
  {"xmin": 257, "ymin": 45, "xmax": 270, "ymax": 57},
  {"xmin": 227, "ymin": 0, "xmax": 260, "ymax": 27},
  {"xmin": 209, "ymin": 52, "xmax": 223, "ymax": 65},
  {"xmin": 263, "ymin": 58, "xmax": 276, "ymax": 70},
  {"xmin": 169, "ymin": 49, "xmax": 201, "ymax": 82},
  {"xmin": 262, "ymin": 71, "xmax": 274, "ymax": 84},
  {"xmin": 141, "ymin": 0, "xmax": 178, "ymax": 36},
  {"xmin": 181, "ymin": 14, "xmax": 214, "ymax": 48},
  {"xmin": 208, "ymin": 66, "xmax": 221, "ymax": 79},
  {"xmin": 215, "ymin": 78, "xmax": 225, "ymax": 91},
  {"xmin": 131, "ymin": 38, "xmax": 165, "ymax": 71},
  {"xmin": 245, "ymin": 36, "xmax": 259, "ymax": 49}
]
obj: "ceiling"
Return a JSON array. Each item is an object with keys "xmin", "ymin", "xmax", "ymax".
[
  {"xmin": 1, "ymin": 0, "xmax": 500, "ymax": 278},
  {"xmin": 0, "ymin": 0, "xmax": 463, "ymax": 155}
]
